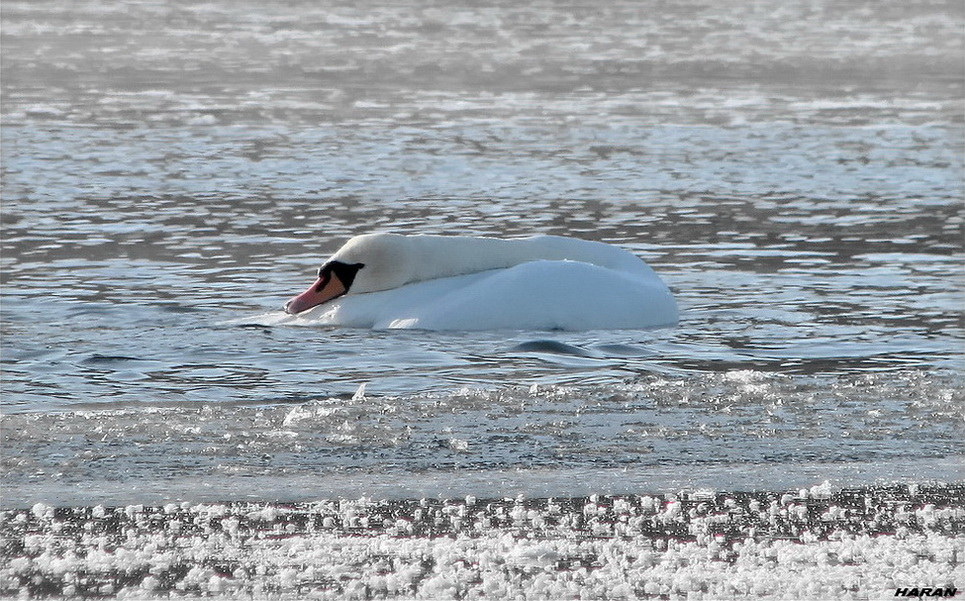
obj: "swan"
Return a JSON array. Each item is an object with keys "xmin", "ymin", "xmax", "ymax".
[{"xmin": 283, "ymin": 233, "xmax": 678, "ymax": 330}]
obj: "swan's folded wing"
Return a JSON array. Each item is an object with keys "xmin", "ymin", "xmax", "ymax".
[{"xmin": 386, "ymin": 261, "xmax": 678, "ymax": 331}]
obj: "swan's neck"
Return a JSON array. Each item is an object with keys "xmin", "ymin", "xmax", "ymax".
[{"xmin": 334, "ymin": 233, "xmax": 651, "ymax": 294}]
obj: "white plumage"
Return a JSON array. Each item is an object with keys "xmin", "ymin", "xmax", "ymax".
[{"xmin": 283, "ymin": 233, "xmax": 678, "ymax": 331}]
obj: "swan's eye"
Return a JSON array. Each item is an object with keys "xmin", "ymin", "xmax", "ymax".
[{"xmin": 315, "ymin": 265, "xmax": 333, "ymax": 292}]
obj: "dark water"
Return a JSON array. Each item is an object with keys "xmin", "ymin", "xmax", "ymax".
[{"xmin": 1, "ymin": 0, "xmax": 963, "ymax": 507}]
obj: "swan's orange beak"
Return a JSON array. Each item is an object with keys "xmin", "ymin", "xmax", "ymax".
[{"xmin": 284, "ymin": 273, "xmax": 347, "ymax": 315}]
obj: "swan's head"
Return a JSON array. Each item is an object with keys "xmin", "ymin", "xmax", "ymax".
[
  {"xmin": 283, "ymin": 260, "xmax": 365, "ymax": 315},
  {"xmin": 284, "ymin": 233, "xmax": 415, "ymax": 315}
]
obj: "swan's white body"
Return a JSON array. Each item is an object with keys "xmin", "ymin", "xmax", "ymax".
[{"xmin": 285, "ymin": 233, "xmax": 677, "ymax": 331}]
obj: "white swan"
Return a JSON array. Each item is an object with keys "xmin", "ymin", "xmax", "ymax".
[{"xmin": 283, "ymin": 233, "xmax": 678, "ymax": 330}]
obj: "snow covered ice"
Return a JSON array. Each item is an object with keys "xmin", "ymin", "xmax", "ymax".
[{"xmin": 2, "ymin": 485, "xmax": 962, "ymax": 600}]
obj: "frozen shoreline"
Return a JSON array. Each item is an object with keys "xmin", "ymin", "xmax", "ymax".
[{"xmin": 2, "ymin": 484, "xmax": 962, "ymax": 600}]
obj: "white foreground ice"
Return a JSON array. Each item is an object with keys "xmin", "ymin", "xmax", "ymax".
[{"xmin": 2, "ymin": 486, "xmax": 962, "ymax": 600}]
